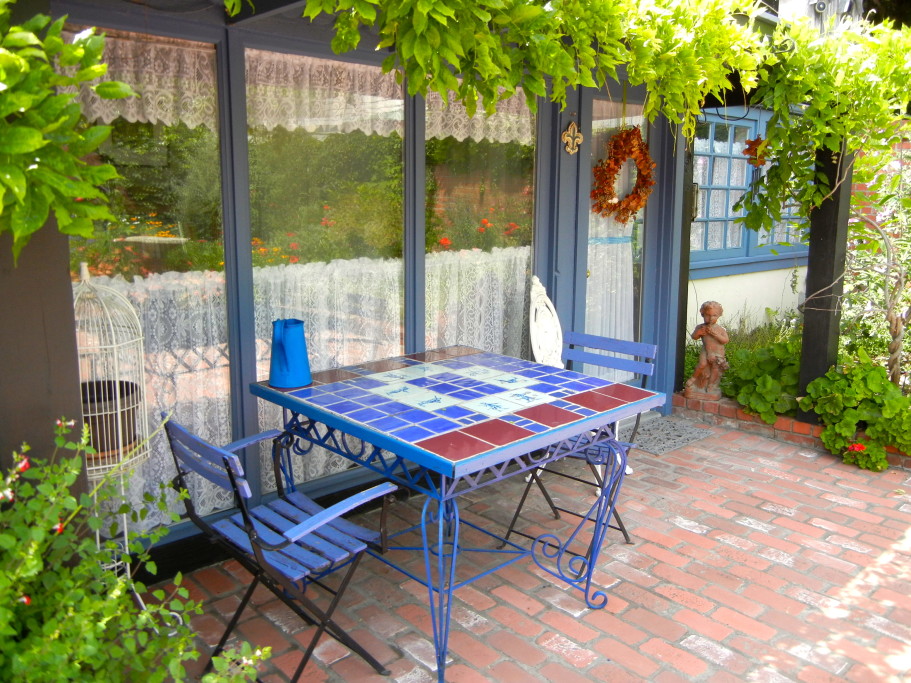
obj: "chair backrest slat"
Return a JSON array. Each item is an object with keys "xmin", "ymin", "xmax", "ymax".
[
  {"xmin": 165, "ymin": 420, "xmax": 252, "ymax": 499},
  {"xmin": 563, "ymin": 346, "xmax": 655, "ymax": 377},
  {"xmin": 564, "ymin": 330, "xmax": 657, "ymax": 362}
]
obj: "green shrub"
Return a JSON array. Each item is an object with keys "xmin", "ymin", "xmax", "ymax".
[
  {"xmin": 722, "ymin": 336, "xmax": 802, "ymax": 424},
  {"xmin": 0, "ymin": 419, "xmax": 267, "ymax": 680},
  {"xmin": 798, "ymin": 348, "xmax": 911, "ymax": 472}
]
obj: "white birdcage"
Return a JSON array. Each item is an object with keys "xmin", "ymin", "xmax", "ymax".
[
  {"xmin": 73, "ymin": 264, "xmax": 150, "ymax": 575},
  {"xmin": 73, "ymin": 264, "xmax": 150, "ymax": 480}
]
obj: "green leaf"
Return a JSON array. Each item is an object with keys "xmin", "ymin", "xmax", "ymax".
[
  {"xmin": 92, "ymin": 80, "xmax": 137, "ymax": 99},
  {"xmin": 0, "ymin": 124, "xmax": 47, "ymax": 154},
  {"xmin": 0, "ymin": 164, "xmax": 27, "ymax": 202}
]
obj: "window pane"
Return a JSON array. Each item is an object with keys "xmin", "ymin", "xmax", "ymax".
[
  {"xmin": 728, "ymin": 225, "xmax": 743, "ymax": 248},
  {"xmin": 691, "ymin": 222, "xmax": 705, "ymax": 251},
  {"xmin": 712, "ymin": 158, "xmax": 730, "ymax": 186},
  {"xmin": 424, "ymin": 90, "xmax": 534, "ymax": 356},
  {"xmin": 246, "ymin": 51, "xmax": 405, "ymax": 486},
  {"xmin": 66, "ymin": 30, "xmax": 231, "ymax": 523},
  {"xmin": 694, "ymin": 122, "xmax": 711, "ymax": 153},
  {"xmin": 708, "ymin": 221, "xmax": 725, "ymax": 250},
  {"xmin": 713, "ymin": 124, "xmax": 732, "ymax": 153},
  {"xmin": 709, "ymin": 190, "xmax": 728, "ymax": 217},
  {"xmin": 694, "ymin": 155, "xmax": 709, "ymax": 185},
  {"xmin": 585, "ymin": 99, "xmax": 647, "ymax": 379},
  {"xmin": 730, "ymin": 158, "xmax": 748, "ymax": 187}
]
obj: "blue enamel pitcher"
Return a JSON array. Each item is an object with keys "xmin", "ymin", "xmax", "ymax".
[{"xmin": 269, "ymin": 318, "xmax": 312, "ymax": 388}]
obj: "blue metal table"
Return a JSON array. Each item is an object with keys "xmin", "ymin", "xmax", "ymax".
[{"xmin": 251, "ymin": 345, "xmax": 665, "ymax": 681}]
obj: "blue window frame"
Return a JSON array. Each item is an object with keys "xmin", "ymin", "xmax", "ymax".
[{"xmin": 689, "ymin": 108, "xmax": 807, "ymax": 279}]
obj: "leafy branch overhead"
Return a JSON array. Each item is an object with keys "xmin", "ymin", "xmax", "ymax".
[
  {"xmin": 227, "ymin": 0, "xmax": 911, "ymax": 232},
  {"xmin": 0, "ymin": 1, "xmax": 135, "ymax": 262}
]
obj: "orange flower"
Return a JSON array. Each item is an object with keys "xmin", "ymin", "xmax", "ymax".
[
  {"xmin": 743, "ymin": 136, "xmax": 767, "ymax": 167},
  {"xmin": 290, "ymin": 255, "xmax": 300, "ymax": 264},
  {"xmin": 439, "ymin": 237, "xmax": 452, "ymax": 249}
]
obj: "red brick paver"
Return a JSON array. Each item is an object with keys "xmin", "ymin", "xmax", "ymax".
[{"xmin": 160, "ymin": 423, "xmax": 911, "ymax": 681}]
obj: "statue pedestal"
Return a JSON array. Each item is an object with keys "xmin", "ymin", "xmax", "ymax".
[{"xmin": 683, "ymin": 387, "xmax": 721, "ymax": 401}]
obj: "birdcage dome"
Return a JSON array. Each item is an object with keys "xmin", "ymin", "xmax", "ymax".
[{"xmin": 73, "ymin": 264, "xmax": 150, "ymax": 480}]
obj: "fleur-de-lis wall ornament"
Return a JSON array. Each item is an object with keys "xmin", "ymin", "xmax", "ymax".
[{"xmin": 561, "ymin": 120, "xmax": 583, "ymax": 155}]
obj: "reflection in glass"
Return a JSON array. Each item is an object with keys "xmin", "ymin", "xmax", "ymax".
[
  {"xmin": 585, "ymin": 99, "xmax": 646, "ymax": 379},
  {"xmin": 66, "ymin": 30, "xmax": 231, "ymax": 523},
  {"xmin": 424, "ymin": 90, "xmax": 535, "ymax": 356}
]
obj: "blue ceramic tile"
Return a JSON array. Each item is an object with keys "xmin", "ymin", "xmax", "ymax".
[
  {"xmin": 437, "ymin": 360, "xmax": 472, "ymax": 369},
  {"xmin": 450, "ymin": 377, "xmax": 483, "ymax": 388},
  {"xmin": 450, "ymin": 389, "xmax": 484, "ymax": 401},
  {"xmin": 349, "ymin": 407, "xmax": 387, "ymax": 423},
  {"xmin": 398, "ymin": 408, "xmax": 437, "ymax": 424},
  {"xmin": 429, "ymin": 383, "xmax": 461, "ymax": 395},
  {"xmin": 432, "ymin": 372, "xmax": 466, "ymax": 383},
  {"xmin": 563, "ymin": 381, "xmax": 595, "ymax": 393},
  {"xmin": 357, "ymin": 394, "xmax": 392, "ymax": 407},
  {"xmin": 374, "ymin": 401, "xmax": 411, "ymax": 415},
  {"xmin": 392, "ymin": 425, "xmax": 435, "ymax": 442},
  {"xmin": 334, "ymin": 387, "xmax": 372, "ymax": 399},
  {"xmin": 406, "ymin": 377, "xmax": 438, "ymax": 388},
  {"xmin": 528, "ymin": 382, "xmax": 560, "ymax": 394},
  {"xmin": 369, "ymin": 415, "xmax": 410, "ymax": 432},
  {"xmin": 437, "ymin": 405, "xmax": 474, "ymax": 419},
  {"xmin": 421, "ymin": 417, "xmax": 461, "ymax": 434},
  {"xmin": 346, "ymin": 377, "xmax": 386, "ymax": 389},
  {"xmin": 473, "ymin": 383, "xmax": 507, "ymax": 395},
  {"xmin": 309, "ymin": 394, "xmax": 347, "ymax": 407},
  {"xmin": 326, "ymin": 400, "xmax": 363, "ymax": 415},
  {"xmin": 522, "ymin": 422, "xmax": 550, "ymax": 433}
]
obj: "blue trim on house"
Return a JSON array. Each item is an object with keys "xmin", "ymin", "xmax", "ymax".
[{"xmin": 690, "ymin": 253, "xmax": 809, "ymax": 279}]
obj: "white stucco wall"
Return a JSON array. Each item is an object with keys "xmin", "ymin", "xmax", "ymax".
[{"xmin": 685, "ymin": 267, "xmax": 806, "ymax": 333}]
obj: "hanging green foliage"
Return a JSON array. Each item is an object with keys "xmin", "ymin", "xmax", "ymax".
[
  {"xmin": 0, "ymin": 0, "xmax": 136, "ymax": 262},
  {"xmin": 737, "ymin": 16, "xmax": 911, "ymax": 232}
]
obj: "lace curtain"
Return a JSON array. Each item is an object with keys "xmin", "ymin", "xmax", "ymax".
[
  {"xmin": 83, "ymin": 247, "xmax": 532, "ymax": 525},
  {"xmin": 584, "ymin": 111, "xmax": 645, "ymax": 382},
  {"xmin": 68, "ymin": 29, "xmax": 534, "ymax": 145}
]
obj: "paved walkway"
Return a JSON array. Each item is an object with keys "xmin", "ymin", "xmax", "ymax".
[{"xmin": 176, "ymin": 422, "xmax": 911, "ymax": 682}]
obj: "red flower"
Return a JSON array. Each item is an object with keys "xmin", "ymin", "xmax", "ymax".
[
  {"xmin": 286, "ymin": 232, "xmax": 294, "ymax": 237},
  {"xmin": 439, "ymin": 237, "xmax": 452, "ymax": 249},
  {"xmin": 289, "ymin": 255, "xmax": 300, "ymax": 264},
  {"xmin": 19, "ymin": 596, "xmax": 30, "ymax": 606},
  {"xmin": 481, "ymin": 218, "xmax": 490, "ymax": 226},
  {"xmin": 53, "ymin": 521, "xmax": 65, "ymax": 535},
  {"xmin": 846, "ymin": 443, "xmax": 866, "ymax": 452},
  {"xmin": 16, "ymin": 458, "xmax": 29, "ymax": 473},
  {"xmin": 289, "ymin": 242, "xmax": 299, "ymax": 250},
  {"xmin": 478, "ymin": 227, "xmax": 486, "ymax": 233}
]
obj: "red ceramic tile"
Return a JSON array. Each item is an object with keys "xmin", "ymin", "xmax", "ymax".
[
  {"xmin": 461, "ymin": 419, "xmax": 535, "ymax": 446},
  {"xmin": 596, "ymin": 384, "xmax": 654, "ymax": 402},
  {"xmin": 564, "ymin": 390, "xmax": 626, "ymax": 412},
  {"xmin": 358, "ymin": 359, "xmax": 413, "ymax": 372},
  {"xmin": 407, "ymin": 350, "xmax": 456, "ymax": 362},
  {"xmin": 515, "ymin": 403, "xmax": 580, "ymax": 428},
  {"xmin": 416, "ymin": 431, "xmax": 493, "ymax": 462},
  {"xmin": 439, "ymin": 345, "xmax": 484, "ymax": 357},
  {"xmin": 309, "ymin": 369, "xmax": 361, "ymax": 385}
]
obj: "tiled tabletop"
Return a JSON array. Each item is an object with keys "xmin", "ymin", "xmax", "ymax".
[{"xmin": 252, "ymin": 346, "xmax": 665, "ymax": 478}]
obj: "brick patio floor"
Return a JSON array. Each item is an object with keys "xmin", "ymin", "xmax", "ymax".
[{"xmin": 168, "ymin": 421, "xmax": 911, "ymax": 682}]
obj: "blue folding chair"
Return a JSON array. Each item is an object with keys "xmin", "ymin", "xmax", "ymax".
[
  {"xmin": 502, "ymin": 277, "xmax": 657, "ymax": 546},
  {"xmin": 164, "ymin": 418, "xmax": 396, "ymax": 680}
]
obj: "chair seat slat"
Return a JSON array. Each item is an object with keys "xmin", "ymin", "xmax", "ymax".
[
  {"xmin": 236, "ymin": 510, "xmax": 335, "ymax": 573},
  {"xmin": 212, "ymin": 517, "xmax": 312, "ymax": 583},
  {"xmin": 285, "ymin": 491, "xmax": 382, "ymax": 545},
  {"xmin": 268, "ymin": 498, "xmax": 365, "ymax": 553},
  {"xmin": 253, "ymin": 505, "xmax": 355, "ymax": 563}
]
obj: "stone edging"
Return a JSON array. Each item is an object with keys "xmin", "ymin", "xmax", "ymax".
[{"xmin": 672, "ymin": 394, "xmax": 911, "ymax": 471}]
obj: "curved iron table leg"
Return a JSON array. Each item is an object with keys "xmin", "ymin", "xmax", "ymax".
[{"xmin": 421, "ymin": 495, "xmax": 459, "ymax": 682}]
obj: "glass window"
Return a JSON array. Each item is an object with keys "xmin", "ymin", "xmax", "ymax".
[
  {"xmin": 66, "ymin": 30, "xmax": 230, "ymax": 523},
  {"xmin": 423, "ymin": 89, "xmax": 535, "ymax": 357},
  {"xmin": 691, "ymin": 112, "xmax": 807, "ymax": 265},
  {"xmin": 245, "ymin": 50, "xmax": 405, "ymax": 485},
  {"xmin": 584, "ymin": 99, "xmax": 647, "ymax": 380}
]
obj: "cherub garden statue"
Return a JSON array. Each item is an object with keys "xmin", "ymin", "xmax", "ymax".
[{"xmin": 684, "ymin": 300, "xmax": 729, "ymax": 400}]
